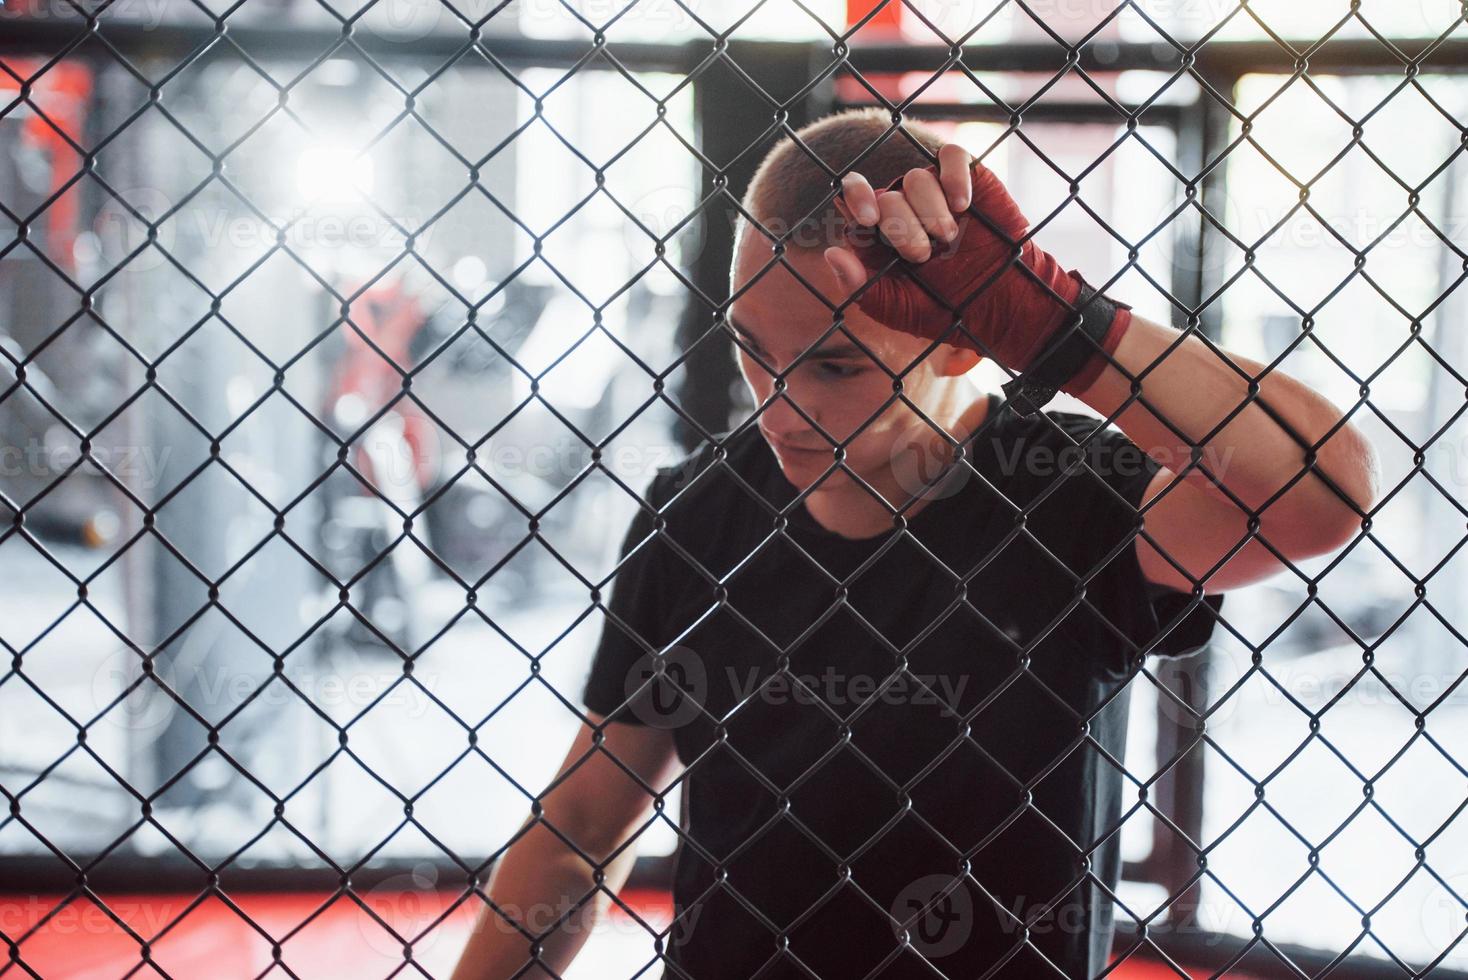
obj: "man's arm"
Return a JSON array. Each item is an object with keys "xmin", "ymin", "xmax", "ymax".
[
  {"xmin": 1071, "ymin": 312, "xmax": 1381, "ymax": 593},
  {"xmin": 825, "ymin": 145, "xmax": 1380, "ymax": 594},
  {"xmin": 449, "ymin": 714, "xmax": 682, "ymax": 980}
]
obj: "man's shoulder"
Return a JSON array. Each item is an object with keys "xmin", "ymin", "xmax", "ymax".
[
  {"xmin": 975, "ymin": 402, "xmax": 1155, "ymax": 505},
  {"xmin": 627, "ymin": 428, "xmax": 778, "ymax": 574},
  {"xmin": 1030, "ymin": 408, "xmax": 1151, "ymax": 472}
]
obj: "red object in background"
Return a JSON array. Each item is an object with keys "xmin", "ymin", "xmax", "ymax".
[
  {"xmin": 0, "ymin": 889, "xmax": 1246, "ymax": 978},
  {"xmin": 0, "ymin": 58, "xmax": 94, "ymax": 274},
  {"xmin": 847, "ymin": 0, "xmax": 903, "ymax": 34},
  {"xmin": 323, "ymin": 275, "xmax": 441, "ymax": 493}
]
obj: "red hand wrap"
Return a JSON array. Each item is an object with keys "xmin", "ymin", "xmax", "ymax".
[{"xmin": 837, "ymin": 163, "xmax": 1130, "ymax": 394}]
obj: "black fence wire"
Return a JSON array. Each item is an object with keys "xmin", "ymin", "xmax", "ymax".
[{"xmin": 2, "ymin": 1, "xmax": 1468, "ymax": 978}]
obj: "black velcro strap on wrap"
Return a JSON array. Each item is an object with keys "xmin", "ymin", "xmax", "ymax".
[{"xmin": 1000, "ymin": 276, "xmax": 1127, "ymax": 417}]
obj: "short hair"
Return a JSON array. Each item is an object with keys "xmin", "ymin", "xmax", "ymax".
[{"xmin": 740, "ymin": 108, "xmax": 947, "ymax": 251}]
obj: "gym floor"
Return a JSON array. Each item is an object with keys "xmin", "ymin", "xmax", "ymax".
[{"xmin": 0, "ymin": 889, "xmax": 1241, "ymax": 979}]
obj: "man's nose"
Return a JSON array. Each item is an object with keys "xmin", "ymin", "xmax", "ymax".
[{"xmin": 758, "ymin": 384, "xmax": 821, "ymax": 442}]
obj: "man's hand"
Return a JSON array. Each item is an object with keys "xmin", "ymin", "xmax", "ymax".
[
  {"xmin": 825, "ymin": 142, "xmax": 977, "ymax": 267},
  {"xmin": 824, "ymin": 143, "xmax": 1130, "ymax": 397},
  {"xmin": 448, "ymin": 716, "xmax": 682, "ymax": 980}
]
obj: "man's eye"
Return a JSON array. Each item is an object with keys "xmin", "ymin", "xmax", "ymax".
[
  {"xmin": 738, "ymin": 345, "xmax": 771, "ymax": 367},
  {"xmin": 819, "ymin": 362, "xmax": 863, "ymax": 379}
]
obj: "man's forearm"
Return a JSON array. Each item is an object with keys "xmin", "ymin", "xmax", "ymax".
[
  {"xmin": 1072, "ymin": 311, "xmax": 1380, "ymax": 547},
  {"xmin": 450, "ymin": 821, "xmax": 638, "ymax": 980}
]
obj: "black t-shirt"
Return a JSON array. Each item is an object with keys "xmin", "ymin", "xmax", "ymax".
[{"xmin": 581, "ymin": 391, "xmax": 1225, "ymax": 979}]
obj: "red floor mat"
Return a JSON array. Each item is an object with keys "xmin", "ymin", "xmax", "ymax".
[{"xmin": 1, "ymin": 889, "xmax": 1223, "ymax": 978}]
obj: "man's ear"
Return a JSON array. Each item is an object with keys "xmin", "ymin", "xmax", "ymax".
[{"xmin": 933, "ymin": 344, "xmax": 983, "ymax": 377}]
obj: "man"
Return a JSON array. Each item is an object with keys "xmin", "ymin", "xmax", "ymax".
[{"xmin": 451, "ymin": 109, "xmax": 1379, "ymax": 978}]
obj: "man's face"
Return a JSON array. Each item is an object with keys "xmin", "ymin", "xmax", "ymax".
[{"xmin": 729, "ymin": 226, "xmax": 979, "ymax": 495}]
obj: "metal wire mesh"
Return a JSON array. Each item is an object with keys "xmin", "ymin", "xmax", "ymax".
[{"xmin": 2, "ymin": 1, "xmax": 1468, "ymax": 977}]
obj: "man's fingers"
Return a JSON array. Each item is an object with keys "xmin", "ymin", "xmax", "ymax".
[
  {"xmin": 901, "ymin": 167, "xmax": 959, "ymax": 244},
  {"xmin": 877, "ymin": 190, "xmax": 931, "ymax": 263},
  {"xmin": 840, "ymin": 172, "xmax": 880, "ymax": 225},
  {"xmin": 823, "ymin": 245, "xmax": 867, "ymax": 296},
  {"xmin": 938, "ymin": 143, "xmax": 973, "ymax": 212}
]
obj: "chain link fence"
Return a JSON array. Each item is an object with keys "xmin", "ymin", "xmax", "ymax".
[{"xmin": 2, "ymin": 0, "xmax": 1468, "ymax": 977}]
